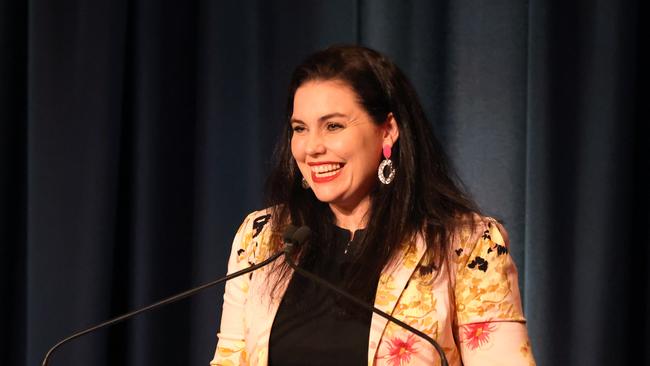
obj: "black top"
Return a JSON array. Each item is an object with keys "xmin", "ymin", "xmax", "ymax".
[{"xmin": 268, "ymin": 225, "xmax": 379, "ymax": 366}]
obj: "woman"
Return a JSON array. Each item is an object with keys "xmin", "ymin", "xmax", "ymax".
[{"xmin": 211, "ymin": 45, "xmax": 535, "ymax": 366}]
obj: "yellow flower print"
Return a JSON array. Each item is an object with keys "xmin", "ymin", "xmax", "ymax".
[{"xmin": 375, "ymin": 289, "xmax": 399, "ymax": 309}]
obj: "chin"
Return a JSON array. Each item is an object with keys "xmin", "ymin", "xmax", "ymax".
[{"xmin": 311, "ymin": 190, "xmax": 340, "ymax": 204}]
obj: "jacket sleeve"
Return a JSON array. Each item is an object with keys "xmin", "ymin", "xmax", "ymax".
[
  {"xmin": 453, "ymin": 217, "xmax": 536, "ymax": 365},
  {"xmin": 209, "ymin": 212, "xmax": 258, "ymax": 366}
]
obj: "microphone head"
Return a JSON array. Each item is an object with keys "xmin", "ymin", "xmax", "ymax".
[
  {"xmin": 283, "ymin": 225, "xmax": 299, "ymax": 243},
  {"xmin": 292, "ymin": 226, "xmax": 311, "ymax": 246}
]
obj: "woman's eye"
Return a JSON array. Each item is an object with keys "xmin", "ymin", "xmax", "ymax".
[
  {"xmin": 326, "ymin": 122, "xmax": 343, "ymax": 131},
  {"xmin": 292, "ymin": 125, "xmax": 306, "ymax": 133}
]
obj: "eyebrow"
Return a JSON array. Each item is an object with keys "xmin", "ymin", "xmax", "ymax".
[{"xmin": 290, "ymin": 113, "xmax": 348, "ymax": 124}]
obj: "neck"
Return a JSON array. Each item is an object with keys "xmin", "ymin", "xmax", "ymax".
[{"xmin": 329, "ymin": 196, "xmax": 371, "ymax": 233}]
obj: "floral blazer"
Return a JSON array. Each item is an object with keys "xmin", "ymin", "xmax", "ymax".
[{"xmin": 210, "ymin": 209, "xmax": 536, "ymax": 366}]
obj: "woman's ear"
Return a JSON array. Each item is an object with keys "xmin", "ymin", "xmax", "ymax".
[{"xmin": 383, "ymin": 113, "xmax": 400, "ymax": 146}]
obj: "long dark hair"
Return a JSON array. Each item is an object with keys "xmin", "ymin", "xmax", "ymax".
[{"xmin": 265, "ymin": 45, "xmax": 479, "ymax": 297}]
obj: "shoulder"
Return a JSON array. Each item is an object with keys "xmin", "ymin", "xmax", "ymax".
[
  {"xmin": 449, "ymin": 213, "xmax": 525, "ymax": 324},
  {"xmin": 449, "ymin": 213, "xmax": 509, "ymax": 258},
  {"xmin": 231, "ymin": 207, "xmax": 277, "ymax": 265},
  {"xmin": 238, "ymin": 208, "xmax": 274, "ymax": 238},
  {"xmin": 448, "ymin": 213, "xmax": 512, "ymax": 280}
]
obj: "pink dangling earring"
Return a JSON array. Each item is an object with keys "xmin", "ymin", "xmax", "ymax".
[{"xmin": 378, "ymin": 144, "xmax": 396, "ymax": 184}]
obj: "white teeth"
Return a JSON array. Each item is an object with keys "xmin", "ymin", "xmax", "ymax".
[
  {"xmin": 318, "ymin": 170, "xmax": 338, "ymax": 177},
  {"xmin": 311, "ymin": 163, "xmax": 342, "ymax": 176}
]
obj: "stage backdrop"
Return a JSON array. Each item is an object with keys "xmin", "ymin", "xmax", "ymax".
[{"xmin": 0, "ymin": 1, "xmax": 643, "ymax": 365}]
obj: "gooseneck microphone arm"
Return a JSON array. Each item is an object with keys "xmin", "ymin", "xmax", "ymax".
[
  {"xmin": 284, "ymin": 226, "xmax": 449, "ymax": 366},
  {"xmin": 42, "ymin": 250, "xmax": 286, "ymax": 366},
  {"xmin": 43, "ymin": 225, "xmax": 449, "ymax": 366}
]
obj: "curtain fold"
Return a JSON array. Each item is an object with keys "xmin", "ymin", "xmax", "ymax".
[{"xmin": 0, "ymin": 0, "xmax": 641, "ymax": 365}]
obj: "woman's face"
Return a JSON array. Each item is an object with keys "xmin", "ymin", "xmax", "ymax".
[{"xmin": 290, "ymin": 80, "xmax": 396, "ymax": 212}]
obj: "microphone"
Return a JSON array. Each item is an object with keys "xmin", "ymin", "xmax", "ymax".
[
  {"xmin": 41, "ymin": 229, "xmax": 293, "ymax": 366},
  {"xmin": 283, "ymin": 226, "xmax": 449, "ymax": 366}
]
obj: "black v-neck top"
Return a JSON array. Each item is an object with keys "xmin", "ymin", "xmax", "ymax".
[{"xmin": 268, "ymin": 226, "xmax": 379, "ymax": 366}]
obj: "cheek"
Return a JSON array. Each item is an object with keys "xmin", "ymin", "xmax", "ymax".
[
  {"xmin": 290, "ymin": 136, "xmax": 312, "ymax": 176},
  {"xmin": 290, "ymin": 136, "xmax": 303, "ymax": 161},
  {"xmin": 361, "ymin": 148, "xmax": 382, "ymax": 173},
  {"xmin": 352, "ymin": 135, "xmax": 383, "ymax": 166},
  {"xmin": 327, "ymin": 138, "xmax": 348, "ymax": 156}
]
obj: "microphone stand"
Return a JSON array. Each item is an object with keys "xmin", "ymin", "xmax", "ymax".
[
  {"xmin": 43, "ymin": 225, "xmax": 449, "ymax": 366},
  {"xmin": 284, "ymin": 248, "xmax": 449, "ymax": 366},
  {"xmin": 42, "ymin": 250, "xmax": 285, "ymax": 366}
]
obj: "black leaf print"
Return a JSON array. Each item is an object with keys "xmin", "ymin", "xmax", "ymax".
[
  {"xmin": 482, "ymin": 230, "xmax": 491, "ymax": 241},
  {"xmin": 468, "ymin": 256, "xmax": 488, "ymax": 272},
  {"xmin": 252, "ymin": 214, "xmax": 271, "ymax": 238},
  {"xmin": 495, "ymin": 243, "xmax": 508, "ymax": 255},
  {"xmin": 455, "ymin": 248, "xmax": 464, "ymax": 256},
  {"xmin": 487, "ymin": 243, "xmax": 508, "ymax": 256}
]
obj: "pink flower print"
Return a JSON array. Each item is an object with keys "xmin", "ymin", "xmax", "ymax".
[
  {"xmin": 462, "ymin": 321, "xmax": 496, "ymax": 350},
  {"xmin": 385, "ymin": 334, "xmax": 419, "ymax": 366}
]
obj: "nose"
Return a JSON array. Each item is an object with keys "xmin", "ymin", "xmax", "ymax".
[{"xmin": 304, "ymin": 131, "xmax": 326, "ymax": 156}]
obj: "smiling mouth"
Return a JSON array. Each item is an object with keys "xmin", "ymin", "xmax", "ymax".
[{"xmin": 309, "ymin": 163, "xmax": 344, "ymax": 183}]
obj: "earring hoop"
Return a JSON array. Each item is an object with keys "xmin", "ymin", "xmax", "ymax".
[{"xmin": 378, "ymin": 144, "xmax": 396, "ymax": 184}]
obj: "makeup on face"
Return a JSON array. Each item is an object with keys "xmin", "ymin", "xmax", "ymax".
[{"xmin": 290, "ymin": 80, "xmax": 385, "ymax": 210}]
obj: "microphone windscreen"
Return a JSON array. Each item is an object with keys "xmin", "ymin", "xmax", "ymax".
[
  {"xmin": 283, "ymin": 224, "xmax": 299, "ymax": 243},
  {"xmin": 292, "ymin": 226, "xmax": 312, "ymax": 245}
]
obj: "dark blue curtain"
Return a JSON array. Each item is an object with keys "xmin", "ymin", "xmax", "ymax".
[{"xmin": 0, "ymin": 1, "xmax": 643, "ymax": 365}]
